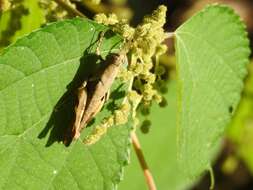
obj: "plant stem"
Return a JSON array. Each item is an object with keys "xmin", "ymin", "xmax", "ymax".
[
  {"xmin": 131, "ymin": 131, "xmax": 157, "ymax": 190},
  {"xmin": 54, "ymin": 0, "xmax": 86, "ymax": 17},
  {"xmin": 165, "ymin": 32, "xmax": 175, "ymax": 39},
  {"xmin": 208, "ymin": 165, "xmax": 215, "ymax": 190}
]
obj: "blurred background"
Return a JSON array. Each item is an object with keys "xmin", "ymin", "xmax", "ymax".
[{"xmin": 1, "ymin": 0, "xmax": 253, "ymax": 189}]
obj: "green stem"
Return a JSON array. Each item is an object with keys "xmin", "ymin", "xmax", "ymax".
[{"xmin": 208, "ymin": 164, "xmax": 215, "ymax": 190}]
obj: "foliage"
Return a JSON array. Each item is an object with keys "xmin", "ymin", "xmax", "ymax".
[
  {"xmin": 175, "ymin": 4, "xmax": 250, "ymax": 179},
  {"xmin": 0, "ymin": 18, "xmax": 131, "ymax": 190},
  {"xmin": 119, "ymin": 80, "xmax": 192, "ymax": 190},
  {"xmin": 0, "ymin": 1, "xmax": 251, "ymax": 190},
  {"xmin": 227, "ymin": 62, "xmax": 253, "ymax": 172},
  {"xmin": 0, "ymin": 0, "xmax": 44, "ymax": 49}
]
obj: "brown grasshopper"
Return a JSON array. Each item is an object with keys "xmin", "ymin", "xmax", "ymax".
[
  {"xmin": 71, "ymin": 82, "xmax": 87, "ymax": 136},
  {"xmin": 71, "ymin": 52, "xmax": 126, "ymax": 140}
]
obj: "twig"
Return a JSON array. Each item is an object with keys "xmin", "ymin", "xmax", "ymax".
[
  {"xmin": 131, "ymin": 131, "xmax": 157, "ymax": 190},
  {"xmin": 165, "ymin": 32, "xmax": 175, "ymax": 39},
  {"xmin": 54, "ymin": 0, "xmax": 86, "ymax": 17}
]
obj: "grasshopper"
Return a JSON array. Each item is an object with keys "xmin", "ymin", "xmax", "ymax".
[
  {"xmin": 72, "ymin": 54, "xmax": 125, "ymax": 139},
  {"xmin": 68, "ymin": 30, "xmax": 127, "ymax": 140},
  {"xmin": 70, "ymin": 82, "xmax": 87, "ymax": 136},
  {"xmin": 72, "ymin": 53, "xmax": 126, "ymax": 140}
]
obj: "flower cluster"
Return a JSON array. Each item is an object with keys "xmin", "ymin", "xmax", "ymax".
[
  {"xmin": 95, "ymin": 5, "xmax": 168, "ymax": 107},
  {"xmin": 85, "ymin": 6, "xmax": 169, "ymax": 144},
  {"xmin": 84, "ymin": 101, "xmax": 131, "ymax": 145},
  {"xmin": 1, "ymin": 0, "xmax": 11, "ymax": 11},
  {"xmin": 39, "ymin": 0, "xmax": 76, "ymax": 22}
]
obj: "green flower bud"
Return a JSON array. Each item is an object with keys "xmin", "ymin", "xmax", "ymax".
[{"xmin": 140, "ymin": 120, "xmax": 151, "ymax": 134}]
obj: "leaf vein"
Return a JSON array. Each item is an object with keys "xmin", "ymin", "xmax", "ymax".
[{"xmin": 176, "ymin": 31, "xmax": 241, "ymax": 80}]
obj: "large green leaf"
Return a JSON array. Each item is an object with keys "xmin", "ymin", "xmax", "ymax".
[
  {"xmin": 175, "ymin": 4, "xmax": 250, "ymax": 178},
  {"xmin": 119, "ymin": 80, "xmax": 191, "ymax": 190},
  {"xmin": 0, "ymin": 18, "xmax": 130, "ymax": 190}
]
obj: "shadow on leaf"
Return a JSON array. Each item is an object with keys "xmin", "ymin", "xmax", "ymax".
[{"xmin": 37, "ymin": 52, "xmax": 101, "ymax": 147}]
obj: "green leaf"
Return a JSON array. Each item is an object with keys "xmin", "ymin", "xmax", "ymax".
[
  {"xmin": 175, "ymin": 4, "xmax": 250, "ymax": 178},
  {"xmin": 119, "ymin": 80, "xmax": 192, "ymax": 190},
  {"xmin": 227, "ymin": 62, "xmax": 253, "ymax": 173},
  {"xmin": 0, "ymin": 18, "xmax": 130, "ymax": 190}
]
